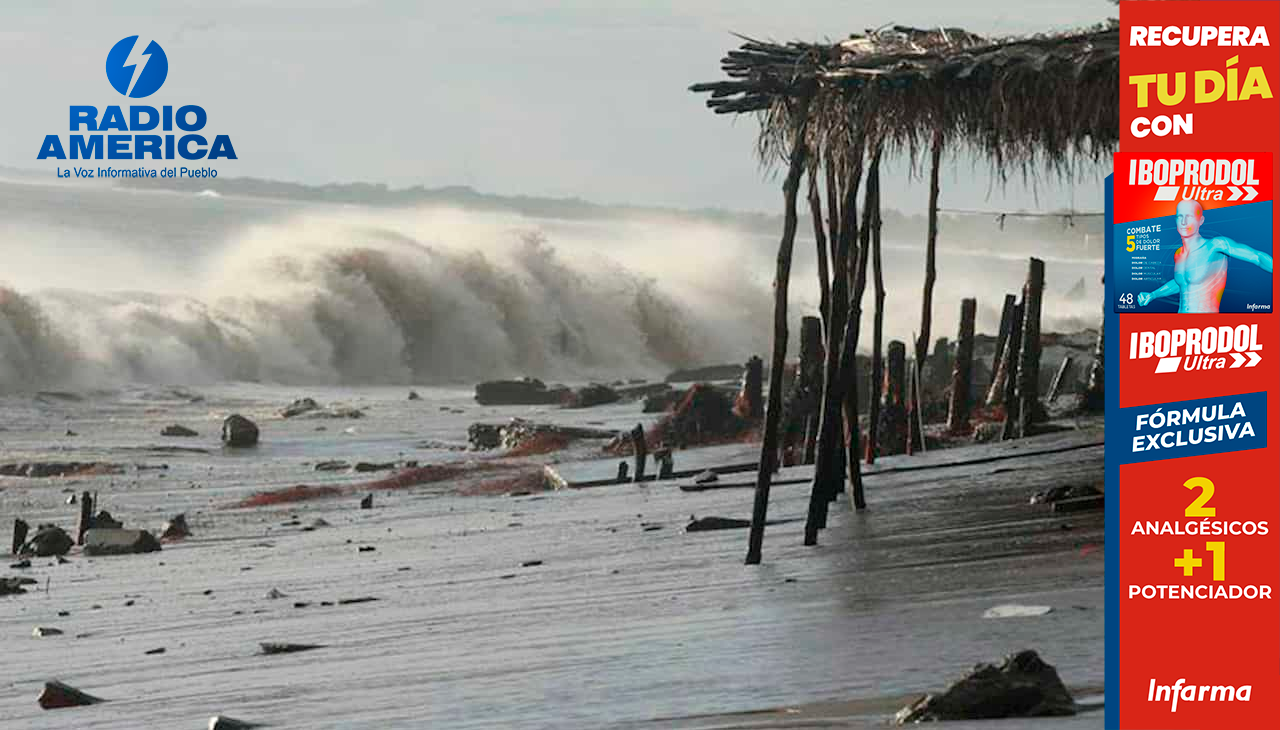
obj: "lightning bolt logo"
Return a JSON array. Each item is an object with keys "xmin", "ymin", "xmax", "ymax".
[
  {"xmin": 121, "ymin": 38, "xmax": 152, "ymax": 98},
  {"xmin": 105, "ymin": 35, "xmax": 169, "ymax": 98}
]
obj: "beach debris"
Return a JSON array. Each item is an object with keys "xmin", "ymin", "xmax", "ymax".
[
  {"xmin": 360, "ymin": 494, "xmax": 374, "ymax": 509},
  {"xmin": 686, "ymin": 516, "xmax": 752, "ymax": 532},
  {"xmin": 10, "ymin": 559, "xmax": 32, "ymax": 569},
  {"xmin": 616, "ymin": 461, "xmax": 629, "ymax": 482},
  {"xmin": 315, "ymin": 460, "xmax": 350, "ymax": 472},
  {"xmin": 308, "ymin": 518, "xmax": 331, "ymax": 529},
  {"xmin": 160, "ymin": 514, "xmax": 191, "ymax": 541},
  {"xmin": 145, "ymin": 647, "xmax": 166, "ymax": 655},
  {"xmin": 358, "ymin": 545, "xmax": 376, "ymax": 552},
  {"xmin": 337, "ymin": 596, "xmax": 378, "ymax": 605},
  {"xmin": 642, "ymin": 389, "xmax": 682, "ymax": 413},
  {"xmin": 12, "ymin": 518, "xmax": 29, "ymax": 555},
  {"xmin": 614, "ymin": 382, "xmax": 672, "ymax": 402},
  {"xmin": 652, "ymin": 384, "xmax": 748, "ymax": 449},
  {"xmin": 66, "ymin": 494, "xmax": 77, "ymax": 504},
  {"xmin": 893, "ymin": 650, "xmax": 1076, "ymax": 724},
  {"xmin": 260, "ymin": 642, "xmax": 325, "ymax": 655},
  {"xmin": 521, "ymin": 560, "xmax": 543, "ymax": 568},
  {"xmin": 281, "ymin": 398, "xmax": 320, "ymax": 418},
  {"xmin": 20, "ymin": 524, "xmax": 74, "ymax": 557},
  {"xmin": 89, "ymin": 510, "xmax": 123, "ymax": 530},
  {"xmin": 656, "ymin": 449, "xmax": 675, "ymax": 479},
  {"xmin": 83, "ymin": 528, "xmax": 162, "ymax": 556},
  {"xmin": 0, "ymin": 462, "xmax": 124, "ymax": 478},
  {"xmin": 563, "ymin": 383, "xmax": 620, "ymax": 409},
  {"xmin": 265, "ymin": 588, "xmax": 288, "ymax": 600},
  {"xmin": 2, "ymin": 577, "xmax": 32, "ymax": 594},
  {"xmin": 694, "ymin": 470, "xmax": 719, "ymax": 485},
  {"xmin": 222, "ymin": 415, "xmax": 260, "ymax": 448},
  {"xmin": 209, "ymin": 715, "xmax": 265, "ymax": 730},
  {"xmin": 37, "ymin": 680, "xmax": 104, "ymax": 709},
  {"xmin": 408, "ymin": 390, "xmax": 421, "ymax": 400},
  {"xmin": 665, "ymin": 364, "xmax": 744, "ymax": 383},
  {"xmin": 474, "ymin": 377, "xmax": 569, "ymax": 405},
  {"xmin": 161, "ymin": 424, "xmax": 199, "ymax": 437},
  {"xmin": 983, "ymin": 605, "xmax": 1053, "ymax": 619},
  {"xmin": 354, "ymin": 462, "xmax": 396, "ymax": 473},
  {"xmin": 642, "ymin": 524, "xmax": 663, "ymax": 532},
  {"xmin": 32, "ymin": 626, "xmax": 64, "ymax": 637},
  {"xmin": 468, "ymin": 423, "xmax": 503, "ymax": 450}
]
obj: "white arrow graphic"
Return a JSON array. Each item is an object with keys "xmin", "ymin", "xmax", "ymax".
[
  {"xmin": 1229, "ymin": 352, "xmax": 1246, "ymax": 368},
  {"xmin": 1244, "ymin": 186, "xmax": 1259, "ymax": 202},
  {"xmin": 1228, "ymin": 185, "xmax": 1243, "ymax": 201},
  {"xmin": 1247, "ymin": 351, "xmax": 1262, "ymax": 367}
]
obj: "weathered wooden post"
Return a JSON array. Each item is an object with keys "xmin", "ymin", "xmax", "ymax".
[
  {"xmin": 1048, "ymin": 355, "xmax": 1074, "ymax": 402},
  {"xmin": 986, "ymin": 293, "xmax": 1019, "ymax": 407},
  {"xmin": 947, "ymin": 298, "xmax": 977, "ymax": 434},
  {"xmin": 630, "ymin": 424, "xmax": 648, "ymax": 483},
  {"xmin": 12, "ymin": 518, "xmax": 29, "ymax": 555},
  {"xmin": 1082, "ymin": 326, "xmax": 1105, "ymax": 413},
  {"xmin": 911, "ymin": 130, "xmax": 944, "ymax": 454},
  {"xmin": 799, "ymin": 316, "xmax": 824, "ymax": 464},
  {"xmin": 740, "ymin": 355, "xmax": 764, "ymax": 419},
  {"xmin": 1017, "ymin": 258, "xmax": 1046, "ymax": 437},
  {"xmin": 866, "ymin": 170, "xmax": 887, "ymax": 465},
  {"xmin": 76, "ymin": 490, "xmax": 94, "ymax": 546},
  {"xmin": 616, "ymin": 461, "xmax": 629, "ymax": 483},
  {"xmin": 877, "ymin": 340, "xmax": 908, "ymax": 456},
  {"xmin": 1000, "ymin": 301, "xmax": 1025, "ymax": 441},
  {"xmin": 746, "ymin": 108, "xmax": 809, "ymax": 565},
  {"xmin": 657, "ymin": 449, "xmax": 675, "ymax": 479}
]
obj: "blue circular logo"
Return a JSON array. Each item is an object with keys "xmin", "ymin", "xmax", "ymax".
[{"xmin": 105, "ymin": 36, "xmax": 168, "ymax": 98}]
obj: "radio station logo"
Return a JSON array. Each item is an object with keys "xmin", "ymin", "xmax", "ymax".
[
  {"xmin": 105, "ymin": 36, "xmax": 168, "ymax": 99},
  {"xmin": 1129, "ymin": 324, "xmax": 1263, "ymax": 374},
  {"xmin": 36, "ymin": 35, "xmax": 236, "ymax": 167}
]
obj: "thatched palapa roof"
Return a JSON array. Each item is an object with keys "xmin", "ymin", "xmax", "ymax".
[{"xmin": 689, "ymin": 22, "xmax": 1120, "ymax": 176}]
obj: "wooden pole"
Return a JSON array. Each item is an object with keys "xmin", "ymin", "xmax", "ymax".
[
  {"xmin": 1082, "ymin": 276, "xmax": 1105, "ymax": 413},
  {"xmin": 746, "ymin": 113, "xmax": 809, "ymax": 565},
  {"xmin": 806, "ymin": 142, "xmax": 864, "ymax": 544},
  {"xmin": 879, "ymin": 340, "xmax": 908, "ymax": 455},
  {"xmin": 841, "ymin": 144, "xmax": 881, "ymax": 510},
  {"xmin": 986, "ymin": 293, "xmax": 1019, "ymax": 407},
  {"xmin": 947, "ymin": 298, "xmax": 977, "ymax": 434},
  {"xmin": 12, "ymin": 518, "xmax": 29, "ymax": 556},
  {"xmin": 799, "ymin": 315, "xmax": 824, "ymax": 465},
  {"xmin": 809, "ymin": 169, "xmax": 831, "ymax": 326},
  {"xmin": 1047, "ymin": 356, "xmax": 1074, "ymax": 403},
  {"xmin": 912, "ymin": 130, "xmax": 943, "ymax": 451},
  {"xmin": 1017, "ymin": 257, "xmax": 1046, "ymax": 438},
  {"xmin": 742, "ymin": 355, "xmax": 764, "ymax": 419},
  {"xmin": 76, "ymin": 490, "xmax": 94, "ymax": 546},
  {"xmin": 1000, "ymin": 301, "xmax": 1025, "ymax": 441},
  {"xmin": 630, "ymin": 424, "xmax": 648, "ymax": 483},
  {"xmin": 866, "ymin": 167, "xmax": 886, "ymax": 464}
]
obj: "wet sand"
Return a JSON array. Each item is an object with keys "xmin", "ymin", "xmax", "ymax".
[{"xmin": 1, "ymin": 387, "xmax": 1102, "ymax": 728}]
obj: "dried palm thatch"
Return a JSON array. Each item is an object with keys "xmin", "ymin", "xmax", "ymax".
[{"xmin": 689, "ymin": 22, "xmax": 1119, "ymax": 179}]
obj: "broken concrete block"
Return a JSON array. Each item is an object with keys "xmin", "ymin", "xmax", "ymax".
[{"xmin": 83, "ymin": 528, "xmax": 162, "ymax": 556}]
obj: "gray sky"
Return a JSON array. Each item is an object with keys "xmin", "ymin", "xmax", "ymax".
[{"xmin": 0, "ymin": 1, "xmax": 1113, "ymax": 215}]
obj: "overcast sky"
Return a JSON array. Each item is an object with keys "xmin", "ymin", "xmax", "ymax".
[{"xmin": 0, "ymin": 1, "xmax": 1114, "ymax": 215}]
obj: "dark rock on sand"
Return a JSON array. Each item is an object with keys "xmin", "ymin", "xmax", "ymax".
[
  {"xmin": 2, "ymin": 576, "xmax": 36, "ymax": 595},
  {"xmin": 160, "ymin": 514, "xmax": 191, "ymax": 541},
  {"xmin": 161, "ymin": 424, "xmax": 199, "ymax": 437},
  {"xmin": 474, "ymin": 377, "xmax": 569, "ymax": 406},
  {"xmin": 281, "ymin": 397, "xmax": 321, "ymax": 418},
  {"xmin": 563, "ymin": 383, "xmax": 620, "ymax": 409},
  {"xmin": 642, "ymin": 390, "xmax": 682, "ymax": 413},
  {"xmin": 315, "ymin": 460, "xmax": 350, "ymax": 472},
  {"xmin": 260, "ymin": 642, "xmax": 325, "ymax": 655},
  {"xmin": 20, "ymin": 525, "xmax": 74, "ymax": 557},
  {"xmin": 686, "ymin": 516, "xmax": 751, "ymax": 532},
  {"xmin": 665, "ymin": 364, "xmax": 744, "ymax": 383},
  {"xmin": 408, "ymin": 390, "xmax": 422, "ymax": 401},
  {"xmin": 468, "ymin": 423, "xmax": 503, "ymax": 450},
  {"xmin": 0, "ymin": 462, "xmax": 124, "ymax": 478},
  {"xmin": 37, "ymin": 680, "xmax": 104, "ymax": 709},
  {"xmin": 360, "ymin": 494, "xmax": 374, "ymax": 509},
  {"xmin": 354, "ymin": 462, "xmax": 395, "ymax": 473},
  {"xmin": 89, "ymin": 510, "xmax": 123, "ymax": 530},
  {"xmin": 32, "ymin": 626, "xmax": 64, "ymax": 637},
  {"xmin": 893, "ymin": 649, "xmax": 1076, "ymax": 724},
  {"xmin": 222, "ymin": 415, "xmax": 259, "ymax": 448},
  {"xmin": 83, "ymin": 528, "xmax": 162, "ymax": 556}
]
